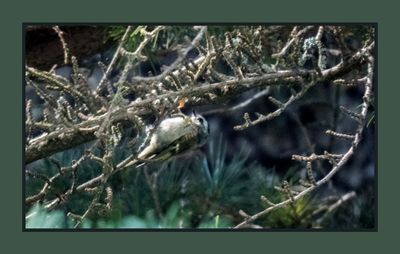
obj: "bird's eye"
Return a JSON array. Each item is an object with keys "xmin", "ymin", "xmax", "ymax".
[{"xmin": 197, "ymin": 117, "xmax": 204, "ymax": 124}]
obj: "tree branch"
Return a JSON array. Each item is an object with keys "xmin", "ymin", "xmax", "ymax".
[{"xmin": 233, "ymin": 48, "xmax": 374, "ymax": 229}]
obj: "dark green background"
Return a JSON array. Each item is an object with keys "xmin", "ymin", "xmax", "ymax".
[{"xmin": 0, "ymin": 0, "xmax": 396, "ymax": 252}]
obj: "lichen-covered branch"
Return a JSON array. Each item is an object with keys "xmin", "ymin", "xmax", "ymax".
[
  {"xmin": 26, "ymin": 39, "xmax": 373, "ymax": 163},
  {"xmin": 25, "ymin": 26, "xmax": 375, "ymax": 228},
  {"xmin": 233, "ymin": 49, "xmax": 374, "ymax": 229}
]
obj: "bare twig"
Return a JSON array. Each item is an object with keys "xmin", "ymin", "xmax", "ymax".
[
  {"xmin": 96, "ymin": 26, "xmax": 132, "ymax": 93},
  {"xmin": 25, "ymin": 154, "xmax": 88, "ymax": 205},
  {"xmin": 131, "ymin": 26, "xmax": 208, "ymax": 83},
  {"xmin": 25, "ymin": 27, "xmax": 375, "ymax": 227},
  {"xmin": 315, "ymin": 191, "xmax": 356, "ymax": 225},
  {"xmin": 326, "ymin": 130, "xmax": 355, "ymax": 140},
  {"xmin": 271, "ymin": 26, "xmax": 314, "ymax": 59},
  {"xmin": 26, "ymin": 42, "xmax": 373, "ymax": 163},
  {"xmin": 234, "ymin": 81, "xmax": 314, "ymax": 130},
  {"xmin": 52, "ymin": 26, "xmax": 70, "ymax": 64},
  {"xmin": 233, "ymin": 46, "xmax": 374, "ymax": 229}
]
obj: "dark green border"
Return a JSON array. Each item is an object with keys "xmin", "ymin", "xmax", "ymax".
[{"xmin": 1, "ymin": 0, "xmax": 397, "ymax": 253}]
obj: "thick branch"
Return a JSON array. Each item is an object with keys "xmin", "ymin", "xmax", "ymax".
[{"xmin": 25, "ymin": 42, "xmax": 373, "ymax": 164}]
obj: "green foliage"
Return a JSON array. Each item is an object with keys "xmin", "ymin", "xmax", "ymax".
[
  {"xmin": 26, "ymin": 136, "xmax": 279, "ymax": 228},
  {"xmin": 198, "ymin": 215, "xmax": 233, "ymax": 228},
  {"xmin": 26, "ymin": 135, "xmax": 369, "ymax": 229},
  {"xmin": 25, "ymin": 142, "xmax": 102, "ymax": 215},
  {"xmin": 345, "ymin": 25, "xmax": 375, "ymax": 45},
  {"xmin": 94, "ymin": 203, "xmax": 189, "ymax": 228},
  {"xmin": 107, "ymin": 26, "xmax": 233, "ymax": 51},
  {"xmin": 26, "ymin": 203, "xmax": 70, "ymax": 228},
  {"xmin": 197, "ymin": 135, "xmax": 251, "ymax": 201},
  {"xmin": 107, "ymin": 26, "xmax": 145, "ymax": 51},
  {"xmin": 259, "ymin": 196, "xmax": 314, "ymax": 228}
]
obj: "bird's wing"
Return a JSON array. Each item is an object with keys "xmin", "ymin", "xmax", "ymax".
[
  {"xmin": 140, "ymin": 133, "xmax": 197, "ymax": 162},
  {"xmin": 156, "ymin": 117, "xmax": 193, "ymax": 144},
  {"xmin": 137, "ymin": 117, "xmax": 196, "ymax": 161}
]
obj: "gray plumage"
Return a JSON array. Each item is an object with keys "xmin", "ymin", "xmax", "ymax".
[{"xmin": 122, "ymin": 113, "xmax": 209, "ymax": 169}]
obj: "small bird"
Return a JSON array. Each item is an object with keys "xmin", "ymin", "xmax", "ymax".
[{"xmin": 122, "ymin": 112, "xmax": 209, "ymax": 169}]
